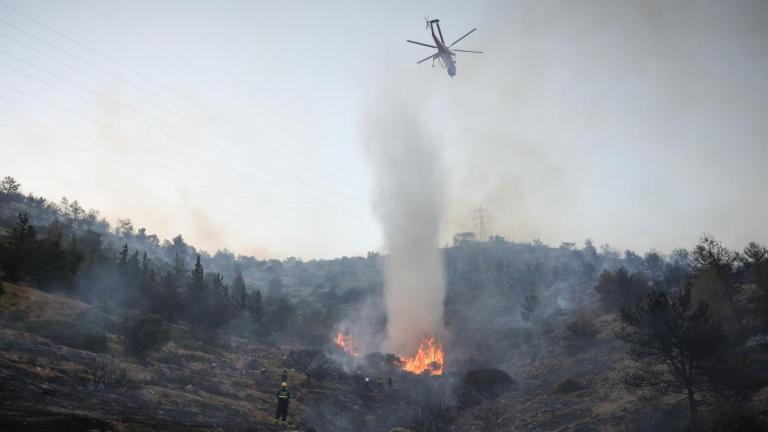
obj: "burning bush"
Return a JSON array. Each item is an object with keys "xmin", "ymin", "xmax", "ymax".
[
  {"xmin": 458, "ymin": 368, "xmax": 515, "ymax": 406},
  {"xmin": 334, "ymin": 330, "xmax": 358, "ymax": 357},
  {"xmin": 402, "ymin": 337, "xmax": 445, "ymax": 375}
]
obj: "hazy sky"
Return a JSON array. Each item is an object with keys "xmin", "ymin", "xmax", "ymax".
[{"xmin": 0, "ymin": 0, "xmax": 766, "ymax": 259}]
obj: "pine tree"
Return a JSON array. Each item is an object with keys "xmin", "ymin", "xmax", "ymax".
[
  {"xmin": 59, "ymin": 197, "xmax": 70, "ymax": 217},
  {"xmin": 208, "ymin": 272, "xmax": 231, "ymax": 327},
  {"xmin": 186, "ymin": 255, "xmax": 207, "ymax": 324},
  {"xmin": 31, "ymin": 224, "xmax": 73, "ymax": 288},
  {"xmin": 118, "ymin": 243, "xmax": 129, "ymax": 267},
  {"xmin": 173, "ymin": 252, "xmax": 186, "ymax": 286},
  {"xmin": 233, "ymin": 271, "xmax": 247, "ymax": 310},
  {"xmin": 3, "ymin": 213, "xmax": 37, "ymax": 282},
  {"xmin": 189, "ymin": 255, "xmax": 205, "ymax": 295},
  {"xmin": 69, "ymin": 200, "xmax": 84, "ymax": 221},
  {"xmin": 128, "ymin": 251, "xmax": 140, "ymax": 276}
]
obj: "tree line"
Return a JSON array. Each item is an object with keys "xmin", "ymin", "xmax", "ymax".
[{"xmin": 594, "ymin": 235, "xmax": 768, "ymax": 430}]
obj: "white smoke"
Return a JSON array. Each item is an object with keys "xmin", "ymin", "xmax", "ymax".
[{"xmin": 364, "ymin": 89, "xmax": 447, "ymax": 356}]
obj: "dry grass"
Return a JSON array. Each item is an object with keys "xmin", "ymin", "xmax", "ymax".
[{"xmin": 0, "ymin": 282, "xmax": 89, "ymax": 320}]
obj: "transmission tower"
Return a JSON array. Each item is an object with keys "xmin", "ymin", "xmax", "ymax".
[{"xmin": 473, "ymin": 206, "xmax": 492, "ymax": 241}]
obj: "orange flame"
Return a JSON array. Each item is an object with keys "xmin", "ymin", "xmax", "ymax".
[
  {"xmin": 334, "ymin": 331, "xmax": 358, "ymax": 357},
  {"xmin": 401, "ymin": 337, "xmax": 445, "ymax": 375}
]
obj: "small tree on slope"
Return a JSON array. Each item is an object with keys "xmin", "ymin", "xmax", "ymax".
[{"xmin": 617, "ymin": 286, "xmax": 724, "ymax": 431}]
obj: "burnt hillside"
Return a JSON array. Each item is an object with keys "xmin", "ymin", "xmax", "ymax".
[{"xmin": 2, "ymin": 180, "xmax": 768, "ymax": 431}]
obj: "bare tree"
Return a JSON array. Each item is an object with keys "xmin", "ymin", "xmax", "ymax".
[
  {"xmin": 408, "ymin": 400, "xmax": 453, "ymax": 432},
  {"xmin": 82, "ymin": 359, "xmax": 130, "ymax": 393}
]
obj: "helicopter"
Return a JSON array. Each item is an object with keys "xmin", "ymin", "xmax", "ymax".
[{"xmin": 406, "ymin": 17, "xmax": 483, "ymax": 77}]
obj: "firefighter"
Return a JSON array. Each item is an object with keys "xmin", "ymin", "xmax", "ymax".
[
  {"xmin": 280, "ymin": 369, "xmax": 289, "ymax": 383},
  {"xmin": 275, "ymin": 382, "xmax": 290, "ymax": 424},
  {"xmin": 304, "ymin": 366, "xmax": 312, "ymax": 388}
]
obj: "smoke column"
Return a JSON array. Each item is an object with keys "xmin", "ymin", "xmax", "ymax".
[{"xmin": 364, "ymin": 92, "xmax": 447, "ymax": 356}]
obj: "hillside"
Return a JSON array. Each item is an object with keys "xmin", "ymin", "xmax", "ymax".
[
  {"xmin": 2, "ymin": 184, "xmax": 768, "ymax": 431},
  {"xmin": 0, "ymin": 283, "xmax": 649, "ymax": 431},
  {"xmin": 0, "ymin": 282, "xmax": 436, "ymax": 431},
  {"xmin": 4, "ymin": 281, "xmax": 766, "ymax": 432}
]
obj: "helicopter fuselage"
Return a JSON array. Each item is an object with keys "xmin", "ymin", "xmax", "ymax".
[
  {"xmin": 429, "ymin": 21, "xmax": 457, "ymax": 77},
  {"xmin": 408, "ymin": 18, "xmax": 480, "ymax": 77}
]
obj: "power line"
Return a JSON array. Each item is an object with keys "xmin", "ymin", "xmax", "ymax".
[
  {"xmin": 0, "ymin": 92, "xmax": 333, "ymax": 210},
  {"xmin": 0, "ymin": 101, "xmax": 374, "ymax": 225},
  {"xmin": 0, "ymin": 107, "xmax": 307, "ymax": 210},
  {"xmin": 0, "ymin": 82, "xmax": 346, "ymax": 209},
  {"xmin": 0, "ymin": 24, "xmax": 368, "ymax": 191},
  {"xmin": 0, "ymin": 44, "xmax": 366, "ymax": 202},
  {"xmin": 0, "ymin": 57, "xmax": 364, "ymax": 204},
  {"xmin": 0, "ymin": 1, "xmax": 369, "ymax": 187},
  {"xmin": 0, "ymin": 110, "xmax": 371, "ymax": 221}
]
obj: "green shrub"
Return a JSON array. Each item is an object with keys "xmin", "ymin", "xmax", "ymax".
[
  {"xmin": 170, "ymin": 328, "xmax": 221, "ymax": 355},
  {"xmin": 26, "ymin": 319, "xmax": 108, "ymax": 353},
  {"xmin": 594, "ymin": 267, "xmax": 650, "ymax": 310},
  {"xmin": 458, "ymin": 368, "xmax": 515, "ymax": 406},
  {"xmin": 565, "ymin": 315, "xmax": 599, "ymax": 340},
  {"xmin": 121, "ymin": 313, "xmax": 170, "ymax": 358}
]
